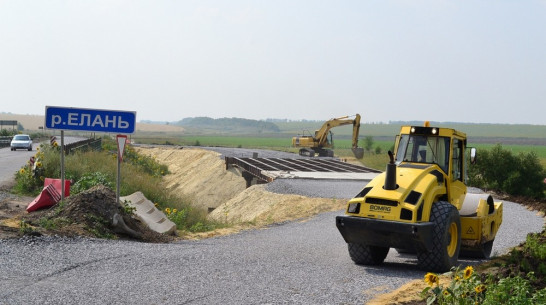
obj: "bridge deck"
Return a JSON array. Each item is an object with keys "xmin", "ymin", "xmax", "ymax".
[{"xmin": 225, "ymin": 157, "xmax": 381, "ymax": 184}]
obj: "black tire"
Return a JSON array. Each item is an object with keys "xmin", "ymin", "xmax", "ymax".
[
  {"xmin": 28, "ymin": 146, "xmax": 32, "ymax": 151},
  {"xmin": 348, "ymin": 243, "xmax": 389, "ymax": 265},
  {"xmin": 417, "ymin": 201, "xmax": 461, "ymax": 272}
]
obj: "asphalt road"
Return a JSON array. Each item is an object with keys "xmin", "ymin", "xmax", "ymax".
[
  {"xmin": 0, "ymin": 136, "xmax": 86, "ymax": 188},
  {"xmin": 0, "ymin": 147, "xmax": 544, "ymax": 304},
  {"xmin": 0, "ymin": 147, "xmax": 35, "ymax": 187}
]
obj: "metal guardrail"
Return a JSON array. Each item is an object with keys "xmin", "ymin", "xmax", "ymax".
[
  {"xmin": 64, "ymin": 138, "xmax": 102, "ymax": 154},
  {"xmin": 0, "ymin": 136, "xmax": 12, "ymax": 148}
]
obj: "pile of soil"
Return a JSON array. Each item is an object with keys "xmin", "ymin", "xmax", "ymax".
[{"xmin": 22, "ymin": 185, "xmax": 173, "ymax": 243}]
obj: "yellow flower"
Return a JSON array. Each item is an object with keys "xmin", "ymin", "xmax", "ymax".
[
  {"xmin": 454, "ymin": 275, "xmax": 461, "ymax": 282},
  {"xmin": 464, "ymin": 266, "xmax": 474, "ymax": 279},
  {"xmin": 165, "ymin": 208, "xmax": 171, "ymax": 215},
  {"xmin": 154, "ymin": 203, "xmax": 159, "ymax": 207},
  {"xmin": 443, "ymin": 290, "xmax": 449, "ymax": 296},
  {"xmin": 424, "ymin": 273, "xmax": 439, "ymax": 286},
  {"xmin": 172, "ymin": 209, "xmax": 177, "ymax": 214},
  {"xmin": 36, "ymin": 161, "xmax": 42, "ymax": 168},
  {"xmin": 19, "ymin": 168, "xmax": 26, "ymax": 174},
  {"xmin": 475, "ymin": 284, "xmax": 486, "ymax": 293},
  {"xmin": 52, "ymin": 142, "xmax": 58, "ymax": 147}
]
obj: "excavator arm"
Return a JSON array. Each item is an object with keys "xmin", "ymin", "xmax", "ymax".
[
  {"xmin": 314, "ymin": 114, "xmax": 361, "ymax": 148},
  {"xmin": 351, "ymin": 114, "xmax": 364, "ymax": 158}
]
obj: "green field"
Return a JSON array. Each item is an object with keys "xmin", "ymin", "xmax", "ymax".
[
  {"xmin": 276, "ymin": 121, "xmax": 546, "ymax": 139},
  {"xmin": 132, "ymin": 133, "xmax": 546, "ymax": 170}
]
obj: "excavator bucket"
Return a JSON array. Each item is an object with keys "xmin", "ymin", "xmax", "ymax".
[{"xmin": 352, "ymin": 147, "xmax": 364, "ymax": 159}]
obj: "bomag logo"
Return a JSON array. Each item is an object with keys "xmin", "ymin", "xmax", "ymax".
[{"xmin": 369, "ymin": 205, "xmax": 391, "ymax": 213}]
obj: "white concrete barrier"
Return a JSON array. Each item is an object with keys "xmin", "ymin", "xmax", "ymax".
[{"xmin": 120, "ymin": 192, "xmax": 176, "ymax": 235}]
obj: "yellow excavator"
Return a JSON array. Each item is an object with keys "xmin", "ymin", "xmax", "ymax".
[{"xmin": 292, "ymin": 114, "xmax": 364, "ymax": 158}]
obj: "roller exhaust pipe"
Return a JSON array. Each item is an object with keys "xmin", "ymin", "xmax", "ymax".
[{"xmin": 384, "ymin": 151, "xmax": 397, "ymax": 190}]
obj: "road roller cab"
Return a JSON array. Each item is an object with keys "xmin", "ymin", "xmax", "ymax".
[{"xmin": 336, "ymin": 122, "xmax": 503, "ymax": 272}]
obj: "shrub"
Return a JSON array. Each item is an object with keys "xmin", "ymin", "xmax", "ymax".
[
  {"xmin": 468, "ymin": 144, "xmax": 545, "ymax": 198},
  {"xmin": 71, "ymin": 172, "xmax": 113, "ymax": 195},
  {"xmin": 363, "ymin": 135, "xmax": 374, "ymax": 152},
  {"xmin": 12, "ymin": 145, "xmax": 51, "ymax": 195}
]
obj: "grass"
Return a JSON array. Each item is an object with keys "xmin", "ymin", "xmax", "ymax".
[{"xmin": 135, "ymin": 134, "xmax": 295, "ymax": 150}]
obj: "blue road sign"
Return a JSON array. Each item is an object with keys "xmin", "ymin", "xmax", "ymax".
[{"xmin": 45, "ymin": 106, "xmax": 136, "ymax": 133}]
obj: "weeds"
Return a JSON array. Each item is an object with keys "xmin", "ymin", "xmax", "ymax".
[
  {"xmin": 83, "ymin": 214, "xmax": 116, "ymax": 239},
  {"xmin": 122, "ymin": 202, "xmax": 136, "ymax": 216},
  {"xmin": 71, "ymin": 172, "xmax": 112, "ymax": 194},
  {"xmin": 19, "ymin": 220, "xmax": 34, "ymax": 235},
  {"xmin": 38, "ymin": 217, "xmax": 71, "ymax": 230},
  {"xmin": 13, "ymin": 139, "xmax": 218, "ymax": 234},
  {"xmin": 163, "ymin": 206, "xmax": 223, "ymax": 232}
]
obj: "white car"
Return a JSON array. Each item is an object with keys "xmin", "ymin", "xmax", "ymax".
[{"xmin": 10, "ymin": 134, "xmax": 33, "ymax": 151}]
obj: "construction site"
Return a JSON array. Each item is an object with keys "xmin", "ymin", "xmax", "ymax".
[{"xmin": 136, "ymin": 146, "xmax": 379, "ymax": 230}]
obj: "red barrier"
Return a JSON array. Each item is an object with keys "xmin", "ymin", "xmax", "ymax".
[
  {"xmin": 26, "ymin": 184, "xmax": 62, "ymax": 213},
  {"xmin": 44, "ymin": 178, "xmax": 70, "ymax": 197}
]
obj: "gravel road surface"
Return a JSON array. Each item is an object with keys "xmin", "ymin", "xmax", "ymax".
[
  {"xmin": 1, "ymin": 201, "xmax": 543, "ymax": 304},
  {"xmin": 1, "ymin": 147, "xmax": 543, "ymax": 304}
]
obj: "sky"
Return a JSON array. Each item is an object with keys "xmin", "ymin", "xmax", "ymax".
[{"xmin": 1, "ymin": 0, "xmax": 545, "ymax": 125}]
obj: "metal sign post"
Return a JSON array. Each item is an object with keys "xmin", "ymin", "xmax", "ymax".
[
  {"xmin": 116, "ymin": 135, "xmax": 128, "ymax": 205},
  {"xmin": 60, "ymin": 130, "xmax": 65, "ymax": 201}
]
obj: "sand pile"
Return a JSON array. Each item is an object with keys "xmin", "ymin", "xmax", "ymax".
[
  {"xmin": 136, "ymin": 147, "xmax": 247, "ymax": 211},
  {"xmin": 208, "ymin": 184, "xmax": 343, "ymax": 225}
]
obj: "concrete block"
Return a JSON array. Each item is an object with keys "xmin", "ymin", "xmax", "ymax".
[{"xmin": 120, "ymin": 192, "xmax": 176, "ymax": 235}]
